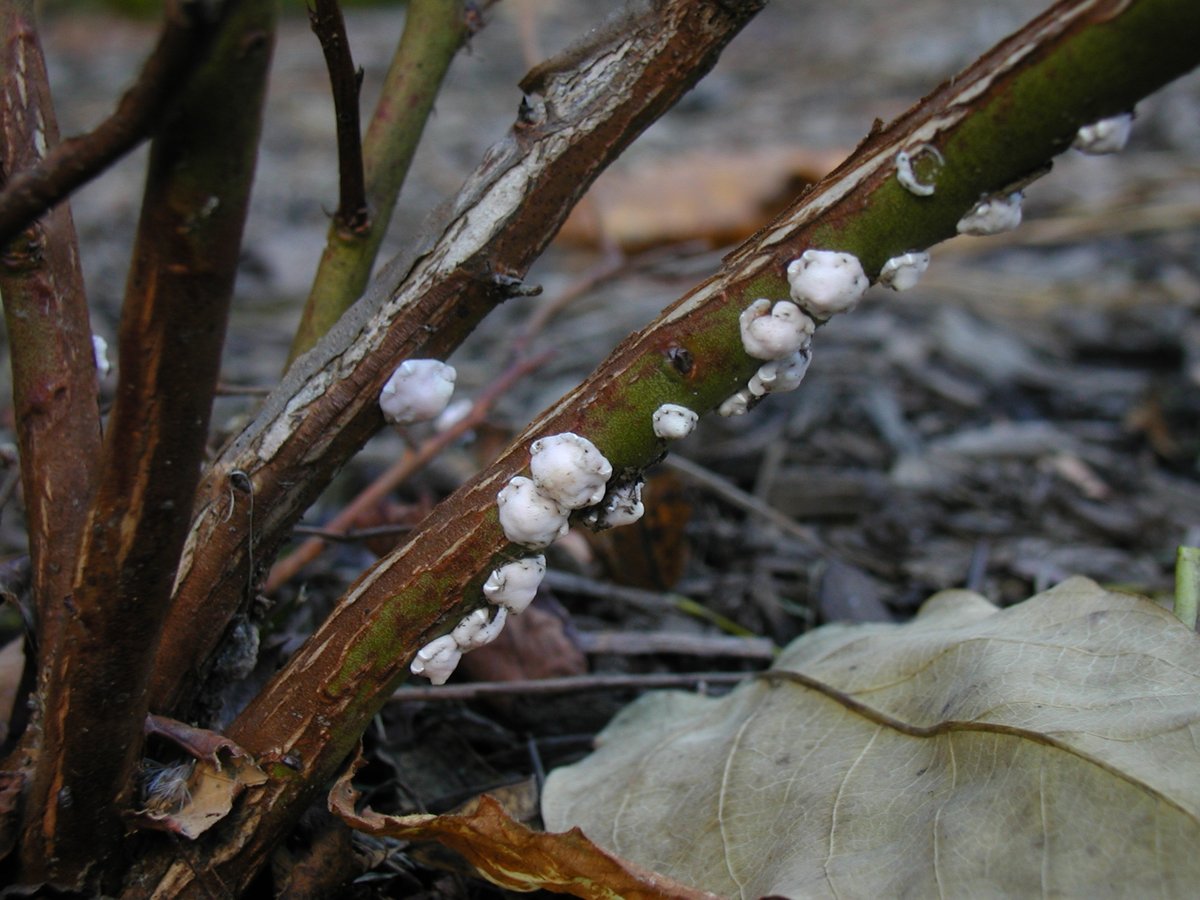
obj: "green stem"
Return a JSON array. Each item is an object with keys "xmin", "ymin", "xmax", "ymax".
[
  {"xmin": 287, "ymin": 0, "xmax": 466, "ymax": 363},
  {"xmin": 1174, "ymin": 547, "xmax": 1199, "ymax": 629}
]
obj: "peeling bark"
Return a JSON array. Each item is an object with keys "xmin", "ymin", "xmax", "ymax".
[
  {"xmin": 0, "ymin": 0, "xmax": 101, "ymax": 699},
  {"xmin": 16, "ymin": 0, "xmax": 276, "ymax": 887},
  {"xmin": 149, "ymin": 0, "xmax": 766, "ymax": 720}
]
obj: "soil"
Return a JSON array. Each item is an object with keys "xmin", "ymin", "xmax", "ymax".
[{"xmin": 3, "ymin": 1, "xmax": 1199, "ymax": 896}]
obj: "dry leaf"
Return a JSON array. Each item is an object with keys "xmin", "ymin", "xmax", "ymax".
[
  {"xmin": 131, "ymin": 716, "xmax": 267, "ymax": 839},
  {"xmin": 556, "ymin": 146, "xmax": 841, "ymax": 250},
  {"xmin": 329, "ymin": 758, "xmax": 720, "ymax": 899},
  {"xmin": 458, "ymin": 601, "xmax": 587, "ymax": 684},
  {"xmin": 0, "ymin": 768, "xmax": 24, "ymax": 862},
  {"xmin": 543, "ymin": 577, "xmax": 1200, "ymax": 898}
]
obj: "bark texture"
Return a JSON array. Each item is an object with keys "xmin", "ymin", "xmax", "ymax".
[
  {"xmin": 148, "ymin": 0, "xmax": 765, "ymax": 721},
  {"xmin": 15, "ymin": 0, "xmax": 276, "ymax": 886},
  {"xmin": 0, "ymin": 0, "xmax": 101, "ymax": 693}
]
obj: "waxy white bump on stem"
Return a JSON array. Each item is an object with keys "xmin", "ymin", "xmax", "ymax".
[
  {"xmin": 1073, "ymin": 112, "xmax": 1132, "ymax": 155},
  {"xmin": 652, "ymin": 403, "xmax": 698, "ymax": 440},
  {"xmin": 410, "ymin": 635, "xmax": 462, "ymax": 685},
  {"xmin": 529, "ymin": 432, "xmax": 612, "ymax": 509},
  {"xmin": 92, "ymin": 335, "xmax": 111, "ymax": 377},
  {"xmin": 452, "ymin": 605, "xmax": 509, "ymax": 650},
  {"xmin": 894, "ymin": 144, "xmax": 944, "ymax": 196},
  {"xmin": 786, "ymin": 250, "xmax": 869, "ymax": 318},
  {"xmin": 596, "ymin": 480, "xmax": 644, "ymax": 528},
  {"xmin": 379, "ymin": 359, "xmax": 457, "ymax": 425},
  {"xmin": 957, "ymin": 191, "xmax": 1023, "ymax": 236},
  {"xmin": 748, "ymin": 348, "xmax": 811, "ymax": 396},
  {"xmin": 718, "ymin": 388, "xmax": 753, "ymax": 417},
  {"xmin": 739, "ymin": 298, "xmax": 815, "ymax": 361},
  {"xmin": 483, "ymin": 555, "xmax": 546, "ymax": 614},
  {"xmin": 497, "ymin": 476, "xmax": 569, "ymax": 548},
  {"xmin": 878, "ymin": 251, "xmax": 931, "ymax": 291}
]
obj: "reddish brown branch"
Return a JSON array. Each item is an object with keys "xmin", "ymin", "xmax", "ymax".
[
  {"xmin": 0, "ymin": 0, "xmax": 217, "ymax": 247},
  {"xmin": 0, "ymin": 2, "xmax": 101, "ymax": 675},
  {"xmin": 16, "ymin": 0, "xmax": 277, "ymax": 887},
  {"xmin": 308, "ymin": 0, "xmax": 368, "ymax": 233},
  {"xmin": 147, "ymin": 0, "xmax": 765, "ymax": 720}
]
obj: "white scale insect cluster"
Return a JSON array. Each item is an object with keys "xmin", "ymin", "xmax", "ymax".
[
  {"xmin": 496, "ymin": 475, "xmax": 570, "ymax": 548},
  {"xmin": 786, "ymin": 250, "xmax": 869, "ymax": 318},
  {"xmin": 718, "ymin": 389, "xmax": 753, "ymax": 418},
  {"xmin": 748, "ymin": 348, "xmax": 811, "ymax": 397},
  {"xmin": 721, "ymin": 248, "xmax": 870, "ymax": 417},
  {"xmin": 652, "ymin": 403, "xmax": 698, "ymax": 440},
  {"xmin": 452, "ymin": 606, "xmax": 509, "ymax": 651},
  {"xmin": 956, "ymin": 191, "xmax": 1023, "ymax": 236},
  {"xmin": 591, "ymin": 480, "xmax": 644, "ymax": 529},
  {"xmin": 738, "ymin": 298, "xmax": 814, "ymax": 360},
  {"xmin": 92, "ymin": 334, "xmax": 111, "ymax": 377},
  {"xmin": 483, "ymin": 556, "xmax": 546, "ymax": 615},
  {"xmin": 529, "ymin": 432, "xmax": 612, "ymax": 509},
  {"xmin": 1073, "ymin": 112, "xmax": 1132, "ymax": 155},
  {"xmin": 894, "ymin": 144, "xmax": 944, "ymax": 197},
  {"xmin": 413, "ymin": 433, "xmax": 619, "ymax": 684},
  {"xmin": 878, "ymin": 251, "xmax": 930, "ymax": 292},
  {"xmin": 379, "ymin": 359, "xmax": 457, "ymax": 425},
  {"xmin": 409, "ymin": 635, "xmax": 462, "ymax": 686}
]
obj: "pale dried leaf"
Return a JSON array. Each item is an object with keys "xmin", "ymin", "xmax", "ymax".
[
  {"xmin": 557, "ymin": 146, "xmax": 841, "ymax": 250},
  {"xmin": 543, "ymin": 577, "xmax": 1200, "ymax": 898},
  {"xmin": 131, "ymin": 722, "xmax": 267, "ymax": 839}
]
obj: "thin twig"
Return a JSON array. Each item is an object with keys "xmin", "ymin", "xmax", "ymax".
[
  {"xmin": 214, "ymin": 381, "xmax": 274, "ymax": 397},
  {"xmin": 292, "ymin": 523, "xmax": 413, "ymax": 542},
  {"xmin": 511, "ymin": 243, "xmax": 626, "ymax": 358},
  {"xmin": 0, "ymin": 0, "xmax": 217, "ymax": 246},
  {"xmin": 308, "ymin": 0, "xmax": 368, "ymax": 233},
  {"xmin": 390, "ymin": 671, "xmax": 754, "ymax": 703},
  {"xmin": 288, "ymin": 0, "xmax": 468, "ymax": 362},
  {"xmin": 542, "ymin": 569, "xmax": 757, "ymax": 637},
  {"xmin": 664, "ymin": 454, "xmax": 822, "ymax": 549},
  {"xmin": 574, "ymin": 630, "xmax": 776, "ymax": 660}
]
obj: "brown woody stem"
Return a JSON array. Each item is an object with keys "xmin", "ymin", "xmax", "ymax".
[
  {"xmin": 148, "ymin": 0, "xmax": 763, "ymax": 722},
  {"xmin": 16, "ymin": 0, "xmax": 277, "ymax": 887},
  {"xmin": 0, "ymin": 1, "xmax": 101, "ymax": 698},
  {"xmin": 308, "ymin": 0, "xmax": 368, "ymax": 234}
]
